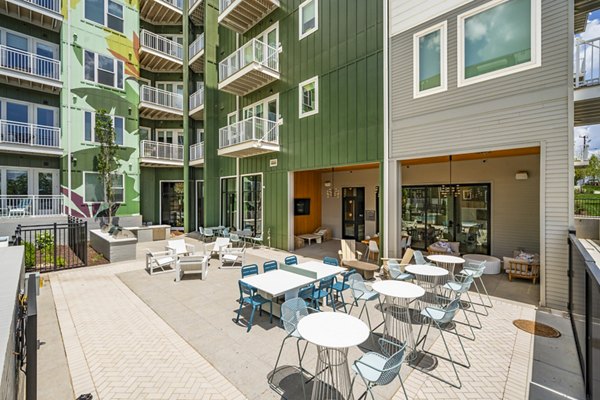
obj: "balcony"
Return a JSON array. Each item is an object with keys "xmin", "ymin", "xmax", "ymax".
[
  {"xmin": 0, "ymin": 0, "xmax": 63, "ymax": 31},
  {"xmin": 189, "ymin": 142, "xmax": 204, "ymax": 166},
  {"xmin": 0, "ymin": 45, "xmax": 61, "ymax": 93},
  {"xmin": 0, "ymin": 195, "xmax": 64, "ymax": 218},
  {"xmin": 139, "ymin": 85, "xmax": 183, "ymax": 120},
  {"xmin": 189, "ymin": 84, "xmax": 204, "ymax": 120},
  {"xmin": 218, "ymin": 0, "xmax": 279, "ymax": 34},
  {"xmin": 189, "ymin": 0, "xmax": 203, "ymax": 25},
  {"xmin": 218, "ymin": 116, "xmax": 279, "ymax": 158},
  {"xmin": 575, "ymin": 36, "xmax": 600, "ymax": 125},
  {"xmin": 139, "ymin": 140, "xmax": 183, "ymax": 166},
  {"xmin": 189, "ymin": 34, "xmax": 204, "ymax": 73},
  {"xmin": 140, "ymin": 0, "xmax": 182, "ymax": 25},
  {"xmin": 218, "ymin": 39, "xmax": 279, "ymax": 96},
  {"xmin": 0, "ymin": 120, "xmax": 62, "ymax": 156},
  {"xmin": 139, "ymin": 30, "xmax": 183, "ymax": 72}
]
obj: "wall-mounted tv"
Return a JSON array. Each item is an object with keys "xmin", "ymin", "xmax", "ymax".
[{"xmin": 294, "ymin": 198, "xmax": 311, "ymax": 216}]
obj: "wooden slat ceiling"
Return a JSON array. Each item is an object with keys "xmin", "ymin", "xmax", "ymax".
[
  {"xmin": 575, "ymin": 0, "xmax": 600, "ymax": 33},
  {"xmin": 401, "ymin": 147, "xmax": 540, "ymax": 166}
]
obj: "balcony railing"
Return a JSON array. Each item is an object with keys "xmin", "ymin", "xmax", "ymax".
[
  {"xmin": 140, "ymin": 85, "xmax": 183, "ymax": 111},
  {"xmin": 219, "ymin": 116, "xmax": 278, "ymax": 148},
  {"xmin": 140, "ymin": 140, "xmax": 183, "ymax": 161},
  {"xmin": 161, "ymin": 0, "xmax": 182, "ymax": 9},
  {"xmin": 219, "ymin": 38, "xmax": 279, "ymax": 82},
  {"xmin": 190, "ymin": 84, "xmax": 204, "ymax": 110},
  {"xmin": 140, "ymin": 30, "xmax": 183, "ymax": 60},
  {"xmin": 0, "ymin": 45, "xmax": 60, "ymax": 81},
  {"xmin": 190, "ymin": 33, "xmax": 205, "ymax": 59},
  {"xmin": 0, "ymin": 195, "xmax": 64, "ymax": 217},
  {"xmin": 575, "ymin": 36, "xmax": 600, "ymax": 88},
  {"xmin": 17, "ymin": 0, "xmax": 61, "ymax": 14},
  {"xmin": 190, "ymin": 142, "xmax": 204, "ymax": 161},
  {"xmin": 189, "ymin": 0, "xmax": 200, "ymax": 9},
  {"xmin": 0, "ymin": 120, "xmax": 60, "ymax": 148}
]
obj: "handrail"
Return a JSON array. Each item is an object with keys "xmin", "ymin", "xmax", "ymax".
[
  {"xmin": 140, "ymin": 139, "xmax": 183, "ymax": 161},
  {"xmin": 140, "ymin": 30, "xmax": 183, "ymax": 61},
  {"xmin": 0, "ymin": 195, "xmax": 64, "ymax": 217},
  {"xmin": 19, "ymin": 0, "xmax": 61, "ymax": 14},
  {"xmin": 218, "ymin": 116, "xmax": 279, "ymax": 148},
  {"xmin": 189, "ymin": 0, "xmax": 201, "ymax": 9},
  {"xmin": 161, "ymin": 0, "xmax": 183, "ymax": 10},
  {"xmin": 219, "ymin": 38, "xmax": 279, "ymax": 82},
  {"xmin": 0, "ymin": 45, "xmax": 61, "ymax": 81},
  {"xmin": 190, "ymin": 142, "xmax": 204, "ymax": 161},
  {"xmin": 189, "ymin": 33, "xmax": 205, "ymax": 59},
  {"xmin": 0, "ymin": 120, "xmax": 61, "ymax": 148},
  {"xmin": 190, "ymin": 84, "xmax": 204, "ymax": 110},
  {"xmin": 140, "ymin": 85, "xmax": 183, "ymax": 111}
]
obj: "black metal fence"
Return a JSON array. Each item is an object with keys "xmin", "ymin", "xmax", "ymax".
[
  {"xmin": 574, "ymin": 198, "xmax": 600, "ymax": 216},
  {"xmin": 568, "ymin": 231, "xmax": 600, "ymax": 400},
  {"xmin": 14, "ymin": 216, "xmax": 88, "ymax": 272}
]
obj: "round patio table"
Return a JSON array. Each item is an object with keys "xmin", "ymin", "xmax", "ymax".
[
  {"xmin": 405, "ymin": 264, "xmax": 449, "ymax": 307},
  {"xmin": 373, "ymin": 281, "xmax": 425, "ymax": 361},
  {"xmin": 426, "ymin": 254, "xmax": 465, "ymax": 276},
  {"xmin": 298, "ymin": 312, "xmax": 369, "ymax": 400}
]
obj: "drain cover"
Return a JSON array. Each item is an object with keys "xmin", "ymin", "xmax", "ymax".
[{"xmin": 513, "ymin": 319, "xmax": 561, "ymax": 338}]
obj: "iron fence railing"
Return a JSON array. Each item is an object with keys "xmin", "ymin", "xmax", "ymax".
[
  {"xmin": 0, "ymin": 45, "xmax": 61, "ymax": 81},
  {"xmin": 219, "ymin": 38, "xmax": 279, "ymax": 82},
  {"xmin": 218, "ymin": 116, "xmax": 279, "ymax": 149},
  {"xmin": 0, "ymin": 120, "xmax": 61, "ymax": 149},
  {"xmin": 140, "ymin": 30, "xmax": 183, "ymax": 60},
  {"xmin": 574, "ymin": 198, "xmax": 600, "ymax": 216}
]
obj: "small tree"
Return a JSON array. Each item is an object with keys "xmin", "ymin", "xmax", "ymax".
[
  {"xmin": 586, "ymin": 155, "xmax": 600, "ymax": 185},
  {"xmin": 95, "ymin": 109, "xmax": 119, "ymax": 229}
]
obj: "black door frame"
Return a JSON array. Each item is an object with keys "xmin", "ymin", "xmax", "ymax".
[{"xmin": 342, "ymin": 187, "xmax": 366, "ymax": 241}]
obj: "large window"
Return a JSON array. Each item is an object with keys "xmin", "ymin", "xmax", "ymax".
[
  {"xmin": 84, "ymin": 50, "xmax": 124, "ymax": 89},
  {"xmin": 84, "ymin": 172, "xmax": 125, "ymax": 203},
  {"xmin": 220, "ymin": 177, "xmax": 237, "ymax": 229},
  {"xmin": 84, "ymin": 0, "xmax": 124, "ymax": 32},
  {"xmin": 242, "ymin": 175, "xmax": 262, "ymax": 235},
  {"xmin": 458, "ymin": 0, "xmax": 541, "ymax": 86},
  {"xmin": 413, "ymin": 21, "xmax": 447, "ymax": 98},
  {"xmin": 83, "ymin": 111, "xmax": 124, "ymax": 145},
  {"xmin": 299, "ymin": 76, "xmax": 318, "ymax": 118},
  {"xmin": 299, "ymin": 0, "xmax": 318, "ymax": 39}
]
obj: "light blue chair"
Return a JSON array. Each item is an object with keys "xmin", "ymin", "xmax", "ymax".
[
  {"xmin": 332, "ymin": 268, "xmax": 356, "ymax": 313},
  {"xmin": 222, "ymin": 227, "xmax": 230, "ymax": 238},
  {"xmin": 241, "ymin": 264, "xmax": 259, "ymax": 278},
  {"xmin": 414, "ymin": 250, "xmax": 433, "ymax": 265},
  {"xmin": 308, "ymin": 276, "xmax": 335, "ymax": 311},
  {"xmin": 203, "ymin": 228, "xmax": 214, "ymax": 242},
  {"xmin": 230, "ymin": 233, "xmax": 241, "ymax": 247},
  {"xmin": 285, "ymin": 255, "xmax": 298, "ymax": 265},
  {"xmin": 351, "ymin": 338, "xmax": 408, "ymax": 400},
  {"xmin": 388, "ymin": 260, "xmax": 414, "ymax": 281},
  {"xmin": 323, "ymin": 256, "xmax": 339, "ymax": 266},
  {"xmin": 461, "ymin": 260, "xmax": 492, "ymax": 309},
  {"xmin": 443, "ymin": 273, "xmax": 481, "ymax": 335},
  {"xmin": 263, "ymin": 260, "xmax": 278, "ymax": 273},
  {"xmin": 297, "ymin": 283, "xmax": 316, "ymax": 304},
  {"xmin": 236, "ymin": 281, "xmax": 273, "ymax": 332},
  {"xmin": 348, "ymin": 273, "xmax": 382, "ymax": 334}
]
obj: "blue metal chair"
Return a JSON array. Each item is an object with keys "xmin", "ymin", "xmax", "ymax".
[
  {"xmin": 416, "ymin": 298, "xmax": 470, "ymax": 388},
  {"xmin": 323, "ymin": 256, "xmax": 339, "ymax": 266},
  {"xmin": 263, "ymin": 260, "xmax": 278, "ymax": 273},
  {"xmin": 348, "ymin": 273, "xmax": 382, "ymax": 335},
  {"xmin": 285, "ymin": 255, "xmax": 298, "ymax": 265},
  {"xmin": 235, "ymin": 281, "xmax": 273, "ymax": 332},
  {"xmin": 461, "ymin": 260, "xmax": 492, "ymax": 309},
  {"xmin": 308, "ymin": 276, "xmax": 336, "ymax": 311},
  {"xmin": 332, "ymin": 268, "xmax": 356, "ymax": 312},
  {"xmin": 241, "ymin": 264, "xmax": 259, "ymax": 278},
  {"xmin": 351, "ymin": 338, "xmax": 408, "ymax": 400},
  {"xmin": 297, "ymin": 284, "xmax": 316, "ymax": 305},
  {"xmin": 269, "ymin": 298, "xmax": 319, "ymax": 399},
  {"xmin": 388, "ymin": 260, "xmax": 414, "ymax": 281}
]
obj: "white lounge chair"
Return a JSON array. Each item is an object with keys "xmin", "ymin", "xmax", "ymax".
[
  {"xmin": 176, "ymin": 254, "xmax": 209, "ymax": 281},
  {"xmin": 220, "ymin": 244, "xmax": 246, "ymax": 268},
  {"xmin": 166, "ymin": 239, "xmax": 195, "ymax": 257},
  {"xmin": 338, "ymin": 239, "xmax": 363, "ymax": 263},
  {"xmin": 146, "ymin": 249, "xmax": 176, "ymax": 275},
  {"xmin": 210, "ymin": 237, "xmax": 230, "ymax": 256}
]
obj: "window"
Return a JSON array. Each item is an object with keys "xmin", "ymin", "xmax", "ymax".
[
  {"xmin": 299, "ymin": 0, "xmax": 318, "ymax": 39},
  {"xmin": 221, "ymin": 177, "xmax": 237, "ymax": 229},
  {"xmin": 85, "ymin": 0, "xmax": 124, "ymax": 33},
  {"xmin": 242, "ymin": 174, "xmax": 262, "ymax": 235},
  {"xmin": 299, "ymin": 76, "xmax": 318, "ymax": 118},
  {"xmin": 457, "ymin": 0, "xmax": 541, "ymax": 86},
  {"xmin": 84, "ymin": 172, "xmax": 125, "ymax": 203},
  {"xmin": 83, "ymin": 50, "xmax": 124, "ymax": 89},
  {"xmin": 83, "ymin": 111, "xmax": 125, "ymax": 145},
  {"xmin": 413, "ymin": 21, "xmax": 447, "ymax": 98}
]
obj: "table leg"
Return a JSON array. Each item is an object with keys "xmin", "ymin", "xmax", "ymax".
[
  {"xmin": 311, "ymin": 347, "xmax": 354, "ymax": 400},
  {"xmin": 382, "ymin": 297, "xmax": 417, "ymax": 361}
]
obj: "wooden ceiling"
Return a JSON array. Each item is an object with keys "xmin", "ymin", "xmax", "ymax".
[{"xmin": 401, "ymin": 146, "xmax": 540, "ymax": 166}]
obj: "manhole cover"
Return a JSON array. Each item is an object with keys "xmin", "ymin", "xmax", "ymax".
[{"xmin": 513, "ymin": 319, "xmax": 561, "ymax": 338}]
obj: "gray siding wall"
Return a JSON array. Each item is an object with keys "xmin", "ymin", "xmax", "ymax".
[{"xmin": 389, "ymin": 0, "xmax": 572, "ymax": 309}]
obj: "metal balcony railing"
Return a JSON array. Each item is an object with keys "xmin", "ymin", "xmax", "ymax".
[
  {"xmin": 189, "ymin": 0, "xmax": 200, "ymax": 9},
  {"xmin": 0, "ymin": 195, "xmax": 64, "ymax": 218},
  {"xmin": 140, "ymin": 30, "xmax": 183, "ymax": 61},
  {"xmin": 219, "ymin": 38, "xmax": 279, "ymax": 82},
  {"xmin": 0, "ymin": 120, "xmax": 60, "ymax": 148},
  {"xmin": 190, "ymin": 33, "xmax": 205, "ymax": 59},
  {"xmin": 190, "ymin": 84, "xmax": 204, "ymax": 110},
  {"xmin": 219, "ymin": 116, "xmax": 278, "ymax": 149},
  {"xmin": 140, "ymin": 85, "xmax": 183, "ymax": 111},
  {"xmin": 190, "ymin": 142, "xmax": 204, "ymax": 161},
  {"xmin": 162, "ymin": 0, "xmax": 183, "ymax": 10},
  {"xmin": 18, "ymin": 0, "xmax": 61, "ymax": 14},
  {"xmin": 0, "ymin": 45, "xmax": 60, "ymax": 81},
  {"xmin": 575, "ymin": 36, "xmax": 600, "ymax": 88},
  {"xmin": 140, "ymin": 140, "xmax": 183, "ymax": 161}
]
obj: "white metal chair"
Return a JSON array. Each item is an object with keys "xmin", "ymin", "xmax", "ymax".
[
  {"xmin": 365, "ymin": 240, "xmax": 380, "ymax": 262},
  {"xmin": 146, "ymin": 249, "xmax": 176, "ymax": 275},
  {"xmin": 210, "ymin": 237, "xmax": 230, "ymax": 256},
  {"xmin": 203, "ymin": 228, "xmax": 214, "ymax": 242},
  {"xmin": 176, "ymin": 254, "xmax": 209, "ymax": 281},
  {"xmin": 166, "ymin": 239, "xmax": 195, "ymax": 257},
  {"xmin": 220, "ymin": 244, "xmax": 246, "ymax": 268}
]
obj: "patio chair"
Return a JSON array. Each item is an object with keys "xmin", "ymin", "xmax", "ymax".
[
  {"xmin": 442, "ymin": 274, "xmax": 480, "ymax": 338},
  {"xmin": 413, "ymin": 250, "xmax": 433, "ymax": 266},
  {"xmin": 222, "ymin": 227, "xmax": 230, "ymax": 238},
  {"xmin": 416, "ymin": 298, "xmax": 470, "ymax": 388},
  {"xmin": 203, "ymin": 228, "xmax": 214, "ymax": 242},
  {"xmin": 230, "ymin": 233, "xmax": 241, "ymax": 247},
  {"xmin": 332, "ymin": 268, "xmax": 356, "ymax": 313},
  {"xmin": 388, "ymin": 260, "xmax": 414, "ymax": 282},
  {"xmin": 210, "ymin": 237, "xmax": 231, "ymax": 256},
  {"xmin": 236, "ymin": 281, "xmax": 273, "ymax": 332},
  {"xmin": 176, "ymin": 254, "xmax": 209, "ymax": 281},
  {"xmin": 263, "ymin": 260, "xmax": 278, "ymax": 273},
  {"xmin": 298, "ymin": 284, "xmax": 316, "ymax": 305},
  {"xmin": 220, "ymin": 244, "xmax": 246, "ymax": 269},
  {"xmin": 307, "ymin": 276, "xmax": 336, "ymax": 311},
  {"xmin": 348, "ymin": 273, "xmax": 382, "ymax": 337},
  {"xmin": 323, "ymin": 256, "xmax": 339, "ymax": 266},
  {"xmin": 146, "ymin": 249, "xmax": 176, "ymax": 275},
  {"xmin": 285, "ymin": 255, "xmax": 298, "ymax": 265},
  {"xmin": 9, "ymin": 198, "xmax": 32, "ymax": 217},
  {"xmin": 365, "ymin": 240, "xmax": 380, "ymax": 262},
  {"xmin": 166, "ymin": 239, "xmax": 194, "ymax": 257},
  {"xmin": 241, "ymin": 264, "xmax": 259, "ymax": 278},
  {"xmin": 461, "ymin": 260, "xmax": 493, "ymax": 309},
  {"xmin": 269, "ymin": 298, "xmax": 319, "ymax": 399},
  {"xmin": 427, "ymin": 241, "xmax": 461, "ymax": 256},
  {"xmin": 351, "ymin": 338, "xmax": 408, "ymax": 400},
  {"xmin": 338, "ymin": 239, "xmax": 363, "ymax": 264}
]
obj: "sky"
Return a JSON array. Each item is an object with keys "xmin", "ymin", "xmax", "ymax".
[{"xmin": 575, "ymin": 11, "xmax": 600, "ymax": 159}]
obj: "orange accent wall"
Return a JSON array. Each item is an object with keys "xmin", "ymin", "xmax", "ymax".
[{"xmin": 294, "ymin": 171, "xmax": 322, "ymax": 235}]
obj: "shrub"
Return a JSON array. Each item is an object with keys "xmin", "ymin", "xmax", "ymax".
[{"xmin": 24, "ymin": 241, "xmax": 36, "ymax": 268}]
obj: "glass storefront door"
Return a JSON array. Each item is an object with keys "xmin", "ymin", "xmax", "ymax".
[{"xmin": 161, "ymin": 181, "xmax": 184, "ymax": 229}]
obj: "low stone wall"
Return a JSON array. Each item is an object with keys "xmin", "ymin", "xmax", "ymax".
[
  {"xmin": 90, "ymin": 229, "xmax": 137, "ymax": 263},
  {"xmin": 574, "ymin": 217, "xmax": 600, "ymax": 240}
]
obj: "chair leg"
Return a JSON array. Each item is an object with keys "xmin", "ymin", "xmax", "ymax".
[
  {"xmin": 398, "ymin": 374, "xmax": 409, "ymax": 400},
  {"xmin": 235, "ymin": 301, "xmax": 244, "ymax": 324},
  {"xmin": 269, "ymin": 302, "xmax": 273, "ymax": 324},
  {"xmin": 478, "ymin": 276, "xmax": 494, "ymax": 308},
  {"xmin": 339, "ymin": 290, "xmax": 348, "ymax": 313},
  {"xmin": 247, "ymin": 306, "xmax": 256, "ymax": 332},
  {"xmin": 270, "ymin": 335, "xmax": 290, "ymax": 384}
]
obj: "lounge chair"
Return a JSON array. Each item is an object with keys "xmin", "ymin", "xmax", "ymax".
[
  {"xmin": 210, "ymin": 237, "xmax": 231, "ymax": 256},
  {"xmin": 220, "ymin": 244, "xmax": 246, "ymax": 269},
  {"xmin": 146, "ymin": 249, "xmax": 176, "ymax": 275},
  {"xmin": 166, "ymin": 239, "xmax": 195, "ymax": 257},
  {"xmin": 176, "ymin": 254, "xmax": 209, "ymax": 281}
]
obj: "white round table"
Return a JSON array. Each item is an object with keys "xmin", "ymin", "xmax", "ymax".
[
  {"xmin": 373, "ymin": 281, "xmax": 425, "ymax": 360},
  {"xmin": 298, "ymin": 312, "xmax": 369, "ymax": 400},
  {"xmin": 405, "ymin": 264, "xmax": 449, "ymax": 306},
  {"xmin": 427, "ymin": 254, "xmax": 465, "ymax": 276}
]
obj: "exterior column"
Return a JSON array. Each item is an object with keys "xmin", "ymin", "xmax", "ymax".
[{"xmin": 183, "ymin": 0, "xmax": 190, "ymax": 232}]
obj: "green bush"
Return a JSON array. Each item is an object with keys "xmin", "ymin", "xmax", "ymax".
[
  {"xmin": 35, "ymin": 232, "xmax": 54, "ymax": 265},
  {"xmin": 24, "ymin": 241, "xmax": 36, "ymax": 268}
]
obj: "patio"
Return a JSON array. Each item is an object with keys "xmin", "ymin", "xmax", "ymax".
[{"xmin": 37, "ymin": 237, "xmax": 576, "ymax": 400}]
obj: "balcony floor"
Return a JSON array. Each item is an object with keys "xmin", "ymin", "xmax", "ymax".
[
  {"xmin": 139, "ymin": 49, "xmax": 183, "ymax": 73},
  {"xmin": 218, "ymin": 140, "xmax": 280, "ymax": 158},
  {"xmin": 189, "ymin": 104, "xmax": 204, "ymax": 120},
  {"xmin": 0, "ymin": 142, "xmax": 62, "ymax": 157},
  {"xmin": 1, "ymin": 0, "xmax": 63, "ymax": 31},
  {"xmin": 139, "ymin": 157, "xmax": 183, "ymax": 167},
  {"xmin": 139, "ymin": 103, "xmax": 183, "ymax": 120},
  {"xmin": 218, "ymin": 63, "xmax": 279, "ymax": 97},
  {"xmin": 0, "ymin": 68, "xmax": 62, "ymax": 94}
]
